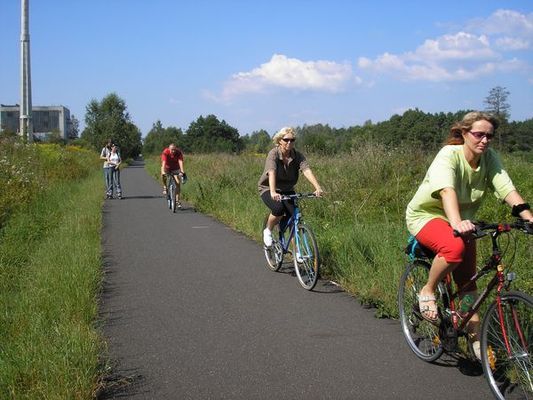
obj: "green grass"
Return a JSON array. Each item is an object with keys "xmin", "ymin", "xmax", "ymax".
[
  {"xmin": 0, "ymin": 142, "xmax": 105, "ymax": 399},
  {"xmin": 145, "ymin": 147, "xmax": 532, "ymax": 317}
]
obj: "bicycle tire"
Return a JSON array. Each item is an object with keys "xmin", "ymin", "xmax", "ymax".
[
  {"xmin": 398, "ymin": 260, "xmax": 445, "ymax": 362},
  {"xmin": 262, "ymin": 215, "xmax": 283, "ymax": 272},
  {"xmin": 480, "ymin": 291, "xmax": 532, "ymax": 400},
  {"xmin": 166, "ymin": 183, "xmax": 172, "ymax": 209},
  {"xmin": 169, "ymin": 180, "xmax": 176, "ymax": 213},
  {"xmin": 293, "ymin": 223, "xmax": 320, "ymax": 290}
]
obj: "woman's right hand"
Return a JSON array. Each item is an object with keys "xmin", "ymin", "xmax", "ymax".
[
  {"xmin": 270, "ymin": 191, "xmax": 281, "ymax": 201},
  {"xmin": 451, "ymin": 220, "xmax": 476, "ymax": 235}
]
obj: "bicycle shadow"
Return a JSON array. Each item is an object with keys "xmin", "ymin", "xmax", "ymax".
[
  {"xmin": 275, "ymin": 262, "xmax": 343, "ymax": 294},
  {"xmin": 432, "ymin": 352, "xmax": 483, "ymax": 377},
  {"xmin": 112, "ymin": 195, "xmax": 162, "ymax": 200}
]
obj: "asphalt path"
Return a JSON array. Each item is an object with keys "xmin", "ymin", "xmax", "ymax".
[{"xmin": 100, "ymin": 160, "xmax": 490, "ymax": 399}]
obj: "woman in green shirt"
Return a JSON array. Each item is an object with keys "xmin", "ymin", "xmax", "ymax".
[{"xmin": 405, "ymin": 111, "xmax": 533, "ymax": 357}]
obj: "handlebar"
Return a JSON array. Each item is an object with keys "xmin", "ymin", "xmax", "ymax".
[
  {"xmin": 279, "ymin": 192, "xmax": 319, "ymax": 201},
  {"xmin": 454, "ymin": 219, "xmax": 533, "ymax": 238},
  {"xmin": 165, "ymin": 171, "xmax": 187, "ymax": 183}
]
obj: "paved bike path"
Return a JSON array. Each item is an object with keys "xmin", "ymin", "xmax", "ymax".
[{"xmin": 100, "ymin": 160, "xmax": 491, "ymax": 399}]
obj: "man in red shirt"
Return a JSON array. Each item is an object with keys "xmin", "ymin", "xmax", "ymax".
[{"xmin": 161, "ymin": 143, "xmax": 185, "ymax": 207}]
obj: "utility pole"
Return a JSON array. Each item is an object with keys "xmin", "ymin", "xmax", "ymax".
[{"xmin": 20, "ymin": 0, "xmax": 33, "ymax": 143}]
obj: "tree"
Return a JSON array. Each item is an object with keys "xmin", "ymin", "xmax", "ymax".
[
  {"xmin": 484, "ymin": 86, "xmax": 511, "ymax": 150},
  {"xmin": 245, "ymin": 129, "xmax": 271, "ymax": 153},
  {"xmin": 143, "ymin": 120, "xmax": 185, "ymax": 155},
  {"xmin": 185, "ymin": 114, "xmax": 243, "ymax": 153},
  {"xmin": 81, "ymin": 93, "xmax": 142, "ymax": 158},
  {"xmin": 484, "ymin": 86, "xmax": 511, "ymax": 121},
  {"xmin": 69, "ymin": 114, "xmax": 80, "ymax": 139}
]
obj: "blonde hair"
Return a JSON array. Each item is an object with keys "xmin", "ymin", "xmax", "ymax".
[
  {"xmin": 272, "ymin": 127, "xmax": 297, "ymax": 145},
  {"xmin": 446, "ymin": 111, "xmax": 499, "ymax": 145}
]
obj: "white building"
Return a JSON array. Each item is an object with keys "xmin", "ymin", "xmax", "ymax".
[{"xmin": 0, "ymin": 104, "xmax": 73, "ymax": 140}]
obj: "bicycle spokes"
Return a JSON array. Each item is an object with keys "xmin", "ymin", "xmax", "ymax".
[
  {"xmin": 398, "ymin": 261, "xmax": 444, "ymax": 362},
  {"xmin": 293, "ymin": 224, "xmax": 319, "ymax": 290},
  {"xmin": 481, "ymin": 293, "xmax": 532, "ymax": 399}
]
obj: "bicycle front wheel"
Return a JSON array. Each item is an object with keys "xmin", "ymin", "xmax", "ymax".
[
  {"xmin": 263, "ymin": 216, "xmax": 283, "ymax": 272},
  {"xmin": 481, "ymin": 291, "xmax": 533, "ymax": 400},
  {"xmin": 293, "ymin": 223, "xmax": 320, "ymax": 290},
  {"xmin": 169, "ymin": 181, "xmax": 176, "ymax": 213},
  {"xmin": 398, "ymin": 260, "xmax": 444, "ymax": 362}
]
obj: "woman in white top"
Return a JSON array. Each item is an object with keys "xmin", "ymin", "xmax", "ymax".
[{"xmin": 108, "ymin": 144, "xmax": 122, "ymax": 199}]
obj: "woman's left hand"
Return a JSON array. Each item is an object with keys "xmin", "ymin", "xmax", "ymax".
[{"xmin": 314, "ymin": 188, "xmax": 324, "ymax": 197}]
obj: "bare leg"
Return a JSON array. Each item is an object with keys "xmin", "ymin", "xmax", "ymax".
[
  {"xmin": 419, "ymin": 255, "xmax": 458, "ymax": 321},
  {"xmin": 161, "ymin": 174, "xmax": 167, "ymax": 191},
  {"xmin": 266, "ymin": 214, "xmax": 282, "ymax": 230},
  {"xmin": 173, "ymin": 175, "xmax": 181, "ymax": 205}
]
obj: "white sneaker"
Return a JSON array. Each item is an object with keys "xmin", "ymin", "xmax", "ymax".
[{"xmin": 263, "ymin": 228, "xmax": 272, "ymax": 247}]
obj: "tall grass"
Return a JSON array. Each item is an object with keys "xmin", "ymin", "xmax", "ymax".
[
  {"xmin": 0, "ymin": 142, "xmax": 105, "ymax": 398},
  {"xmin": 145, "ymin": 145, "xmax": 532, "ymax": 317}
]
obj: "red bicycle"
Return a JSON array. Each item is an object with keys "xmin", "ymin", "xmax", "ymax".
[{"xmin": 398, "ymin": 219, "xmax": 532, "ymax": 399}]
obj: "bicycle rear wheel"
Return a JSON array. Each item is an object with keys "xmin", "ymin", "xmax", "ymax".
[
  {"xmin": 398, "ymin": 260, "xmax": 444, "ymax": 362},
  {"xmin": 263, "ymin": 216, "xmax": 283, "ymax": 272},
  {"xmin": 481, "ymin": 291, "xmax": 532, "ymax": 400},
  {"xmin": 293, "ymin": 223, "xmax": 320, "ymax": 290}
]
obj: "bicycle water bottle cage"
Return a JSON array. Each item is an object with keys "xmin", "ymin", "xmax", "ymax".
[{"xmin": 405, "ymin": 235, "xmax": 435, "ymax": 261}]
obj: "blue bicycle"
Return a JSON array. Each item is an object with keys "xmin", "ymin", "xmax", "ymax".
[{"xmin": 263, "ymin": 193, "xmax": 321, "ymax": 290}]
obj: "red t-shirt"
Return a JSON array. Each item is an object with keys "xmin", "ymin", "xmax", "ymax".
[{"xmin": 161, "ymin": 147, "xmax": 183, "ymax": 171}]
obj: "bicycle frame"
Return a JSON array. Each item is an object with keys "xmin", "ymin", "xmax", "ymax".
[
  {"xmin": 277, "ymin": 200, "xmax": 302, "ymax": 254},
  {"xmin": 165, "ymin": 172, "xmax": 180, "ymax": 190},
  {"xmin": 439, "ymin": 224, "xmax": 528, "ymax": 356}
]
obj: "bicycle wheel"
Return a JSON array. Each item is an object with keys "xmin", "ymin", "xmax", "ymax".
[
  {"xmin": 481, "ymin": 291, "xmax": 532, "ymax": 400},
  {"xmin": 166, "ymin": 184, "xmax": 172, "ymax": 209},
  {"xmin": 169, "ymin": 180, "xmax": 176, "ymax": 213},
  {"xmin": 398, "ymin": 260, "xmax": 445, "ymax": 362},
  {"xmin": 292, "ymin": 223, "xmax": 320, "ymax": 290},
  {"xmin": 263, "ymin": 216, "xmax": 283, "ymax": 272}
]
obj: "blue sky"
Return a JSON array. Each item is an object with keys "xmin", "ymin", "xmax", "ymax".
[{"xmin": 1, "ymin": 1, "xmax": 532, "ymax": 137}]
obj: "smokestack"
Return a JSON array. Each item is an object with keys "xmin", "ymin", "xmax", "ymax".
[{"xmin": 20, "ymin": 0, "xmax": 33, "ymax": 143}]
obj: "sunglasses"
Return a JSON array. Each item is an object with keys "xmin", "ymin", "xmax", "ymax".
[
  {"xmin": 469, "ymin": 131, "xmax": 494, "ymax": 141},
  {"xmin": 281, "ymin": 138, "xmax": 296, "ymax": 143}
]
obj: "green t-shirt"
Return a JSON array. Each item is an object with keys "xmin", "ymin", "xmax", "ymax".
[{"xmin": 406, "ymin": 145, "xmax": 515, "ymax": 235}]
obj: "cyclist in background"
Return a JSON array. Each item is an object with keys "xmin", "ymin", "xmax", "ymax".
[
  {"xmin": 161, "ymin": 143, "xmax": 185, "ymax": 208},
  {"xmin": 258, "ymin": 127, "xmax": 323, "ymax": 247},
  {"xmin": 405, "ymin": 111, "xmax": 533, "ymax": 358}
]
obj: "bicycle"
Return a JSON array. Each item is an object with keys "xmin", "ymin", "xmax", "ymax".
[
  {"xmin": 262, "ymin": 193, "xmax": 321, "ymax": 291},
  {"xmin": 164, "ymin": 171, "xmax": 184, "ymax": 213},
  {"xmin": 398, "ymin": 219, "xmax": 532, "ymax": 400}
]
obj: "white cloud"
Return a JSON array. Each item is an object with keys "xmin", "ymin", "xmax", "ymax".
[
  {"xmin": 466, "ymin": 9, "xmax": 533, "ymax": 52},
  {"xmin": 409, "ymin": 32, "xmax": 495, "ymax": 61},
  {"xmin": 495, "ymin": 37, "xmax": 530, "ymax": 51},
  {"xmin": 214, "ymin": 54, "xmax": 356, "ymax": 101},
  {"xmin": 467, "ymin": 9, "xmax": 533, "ymax": 38},
  {"xmin": 358, "ymin": 10, "xmax": 532, "ymax": 82}
]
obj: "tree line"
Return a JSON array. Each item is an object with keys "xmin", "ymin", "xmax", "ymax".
[{"xmin": 71, "ymin": 87, "xmax": 531, "ymax": 158}]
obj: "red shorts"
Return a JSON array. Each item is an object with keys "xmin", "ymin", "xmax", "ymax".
[{"xmin": 416, "ymin": 218, "xmax": 477, "ymax": 290}]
